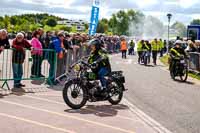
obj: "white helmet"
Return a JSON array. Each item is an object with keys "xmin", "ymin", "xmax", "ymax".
[{"xmin": 174, "ymin": 40, "xmax": 183, "ymax": 45}]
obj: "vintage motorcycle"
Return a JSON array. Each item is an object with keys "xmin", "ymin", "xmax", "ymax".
[
  {"xmin": 62, "ymin": 57, "xmax": 126, "ymax": 109},
  {"xmin": 170, "ymin": 55, "xmax": 188, "ymax": 82}
]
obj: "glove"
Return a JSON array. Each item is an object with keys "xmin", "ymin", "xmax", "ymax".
[{"xmin": 91, "ymin": 61, "xmax": 98, "ymax": 69}]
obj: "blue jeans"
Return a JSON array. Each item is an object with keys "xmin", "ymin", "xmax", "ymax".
[
  {"xmin": 98, "ymin": 67, "xmax": 109, "ymax": 89},
  {"xmin": 12, "ymin": 63, "xmax": 23, "ymax": 86}
]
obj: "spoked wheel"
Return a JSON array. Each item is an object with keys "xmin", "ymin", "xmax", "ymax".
[
  {"xmin": 108, "ymin": 81, "xmax": 123, "ymax": 105},
  {"xmin": 63, "ymin": 79, "xmax": 87, "ymax": 109},
  {"xmin": 180, "ymin": 67, "xmax": 188, "ymax": 82}
]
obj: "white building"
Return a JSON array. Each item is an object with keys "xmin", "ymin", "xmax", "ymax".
[{"xmin": 57, "ymin": 19, "xmax": 88, "ymax": 31}]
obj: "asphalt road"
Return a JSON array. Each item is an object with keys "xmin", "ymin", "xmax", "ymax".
[
  {"xmin": 111, "ymin": 54, "xmax": 200, "ymax": 133},
  {"xmin": 0, "ymin": 53, "xmax": 200, "ymax": 133}
]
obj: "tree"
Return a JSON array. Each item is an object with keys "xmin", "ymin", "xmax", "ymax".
[
  {"xmin": 58, "ymin": 25, "xmax": 71, "ymax": 32},
  {"xmin": 0, "ymin": 17, "xmax": 3, "ymax": 22},
  {"xmin": 45, "ymin": 18, "xmax": 57, "ymax": 27},
  {"xmin": 19, "ymin": 20, "xmax": 31, "ymax": 32},
  {"xmin": 71, "ymin": 26, "xmax": 77, "ymax": 33},
  {"xmin": 108, "ymin": 14, "xmax": 118, "ymax": 34},
  {"xmin": 97, "ymin": 18, "xmax": 109, "ymax": 33},
  {"xmin": 3, "ymin": 15, "xmax": 10, "ymax": 29},
  {"xmin": 30, "ymin": 24, "xmax": 40, "ymax": 31},
  {"xmin": 84, "ymin": 23, "xmax": 89, "ymax": 31},
  {"xmin": 190, "ymin": 19, "xmax": 200, "ymax": 25},
  {"xmin": 116, "ymin": 10, "xmax": 129, "ymax": 35},
  {"xmin": 10, "ymin": 16, "xmax": 18, "ymax": 25},
  {"xmin": 107, "ymin": 9, "xmax": 145, "ymax": 36},
  {"xmin": 171, "ymin": 21, "xmax": 187, "ymax": 37}
]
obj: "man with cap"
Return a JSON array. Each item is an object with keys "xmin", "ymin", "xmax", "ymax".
[
  {"xmin": 46, "ymin": 31, "xmax": 66, "ymax": 85},
  {"xmin": 12, "ymin": 32, "xmax": 32, "ymax": 89}
]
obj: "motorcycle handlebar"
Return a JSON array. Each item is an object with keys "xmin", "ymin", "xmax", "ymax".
[{"xmin": 80, "ymin": 61, "xmax": 91, "ymax": 68}]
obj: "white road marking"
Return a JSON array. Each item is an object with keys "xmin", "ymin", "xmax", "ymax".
[
  {"xmin": 115, "ymin": 59, "xmax": 133, "ymax": 65},
  {"xmin": 24, "ymin": 95, "xmax": 140, "ymax": 121},
  {"xmin": 24, "ymin": 95, "xmax": 171, "ymax": 133},
  {"xmin": 124, "ymin": 99, "xmax": 172, "ymax": 133},
  {"xmin": 0, "ymin": 112, "xmax": 76, "ymax": 133},
  {"xmin": 0, "ymin": 99, "xmax": 135, "ymax": 133}
]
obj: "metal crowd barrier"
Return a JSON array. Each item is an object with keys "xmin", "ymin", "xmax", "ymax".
[
  {"xmin": 0, "ymin": 49, "xmax": 57, "ymax": 90},
  {"xmin": 55, "ymin": 46, "xmax": 89, "ymax": 83},
  {"xmin": 188, "ymin": 52, "xmax": 200, "ymax": 73},
  {"xmin": 0, "ymin": 44, "xmax": 117, "ymax": 90}
]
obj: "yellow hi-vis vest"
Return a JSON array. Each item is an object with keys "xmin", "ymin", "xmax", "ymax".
[
  {"xmin": 137, "ymin": 41, "xmax": 143, "ymax": 51},
  {"xmin": 151, "ymin": 40, "xmax": 160, "ymax": 51}
]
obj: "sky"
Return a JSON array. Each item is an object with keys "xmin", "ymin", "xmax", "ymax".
[{"xmin": 0, "ymin": 0, "xmax": 200, "ymax": 25}]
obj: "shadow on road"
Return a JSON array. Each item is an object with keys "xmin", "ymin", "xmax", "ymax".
[
  {"xmin": 31, "ymin": 79, "xmax": 45, "ymax": 85},
  {"xmin": 65, "ymin": 104, "xmax": 129, "ymax": 117},
  {"xmin": 174, "ymin": 79, "xmax": 195, "ymax": 85},
  {"xmin": 0, "ymin": 93, "xmax": 5, "ymax": 98}
]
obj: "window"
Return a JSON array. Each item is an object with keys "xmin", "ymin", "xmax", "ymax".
[{"xmin": 188, "ymin": 28, "xmax": 199, "ymax": 40}]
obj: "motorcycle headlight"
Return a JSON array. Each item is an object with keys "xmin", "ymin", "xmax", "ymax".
[{"xmin": 74, "ymin": 64, "xmax": 81, "ymax": 72}]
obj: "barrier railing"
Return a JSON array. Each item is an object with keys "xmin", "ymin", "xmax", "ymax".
[
  {"xmin": 55, "ymin": 46, "xmax": 89, "ymax": 83},
  {"xmin": 0, "ymin": 44, "xmax": 117, "ymax": 90},
  {"xmin": 188, "ymin": 52, "xmax": 200, "ymax": 73},
  {"xmin": 0, "ymin": 49, "xmax": 57, "ymax": 90}
]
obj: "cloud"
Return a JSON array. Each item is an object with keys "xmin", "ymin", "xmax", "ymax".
[{"xmin": 0, "ymin": 0, "xmax": 200, "ymax": 24}]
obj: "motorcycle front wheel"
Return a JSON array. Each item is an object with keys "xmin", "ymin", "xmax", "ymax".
[
  {"xmin": 63, "ymin": 79, "xmax": 87, "ymax": 109},
  {"xmin": 180, "ymin": 67, "xmax": 188, "ymax": 82},
  {"xmin": 170, "ymin": 69, "xmax": 176, "ymax": 80}
]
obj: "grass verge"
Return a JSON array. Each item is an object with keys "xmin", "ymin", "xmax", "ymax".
[{"xmin": 160, "ymin": 55, "xmax": 200, "ymax": 81}]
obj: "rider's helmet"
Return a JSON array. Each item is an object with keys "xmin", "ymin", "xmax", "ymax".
[
  {"xmin": 88, "ymin": 38, "xmax": 102, "ymax": 51},
  {"xmin": 174, "ymin": 40, "xmax": 182, "ymax": 47}
]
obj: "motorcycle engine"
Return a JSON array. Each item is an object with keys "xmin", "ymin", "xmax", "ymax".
[{"xmin": 89, "ymin": 81, "xmax": 100, "ymax": 95}]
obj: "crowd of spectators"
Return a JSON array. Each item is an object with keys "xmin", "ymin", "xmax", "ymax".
[{"xmin": 0, "ymin": 29, "xmax": 121, "ymax": 89}]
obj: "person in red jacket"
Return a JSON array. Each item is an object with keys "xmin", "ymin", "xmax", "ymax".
[{"xmin": 12, "ymin": 33, "xmax": 32, "ymax": 89}]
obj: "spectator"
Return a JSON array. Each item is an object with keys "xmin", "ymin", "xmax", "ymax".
[
  {"xmin": 30, "ymin": 30, "xmax": 44, "ymax": 78},
  {"xmin": 0, "ymin": 29, "xmax": 10, "ymax": 53},
  {"xmin": 38, "ymin": 28, "xmax": 45, "ymax": 58},
  {"xmin": 120, "ymin": 38, "xmax": 128, "ymax": 59},
  {"xmin": 44, "ymin": 31, "xmax": 52, "ymax": 59},
  {"xmin": 12, "ymin": 33, "xmax": 32, "ymax": 89},
  {"xmin": 72, "ymin": 34, "xmax": 81, "ymax": 62},
  {"xmin": 46, "ymin": 31, "xmax": 65, "ymax": 85}
]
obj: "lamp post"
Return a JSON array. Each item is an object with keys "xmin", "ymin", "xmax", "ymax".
[{"xmin": 167, "ymin": 13, "xmax": 172, "ymax": 53}]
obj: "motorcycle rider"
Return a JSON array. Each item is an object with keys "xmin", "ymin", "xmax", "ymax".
[
  {"xmin": 88, "ymin": 39, "xmax": 112, "ymax": 96},
  {"xmin": 169, "ymin": 40, "xmax": 187, "ymax": 73}
]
